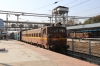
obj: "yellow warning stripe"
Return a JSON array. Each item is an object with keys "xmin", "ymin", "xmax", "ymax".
[{"xmin": 22, "ymin": 36, "xmax": 66, "ymax": 40}]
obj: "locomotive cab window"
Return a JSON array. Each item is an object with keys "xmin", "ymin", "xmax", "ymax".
[
  {"xmin": 50, "ymin": 28, "xmax": 58, "ymax": 32},
  {"xmin": 59, "ymin": 28, "xmax": 66, "ymax": 32},
  {"xmin": 49, "ymin": 27, "xmax": 66, "ymax": 33}
]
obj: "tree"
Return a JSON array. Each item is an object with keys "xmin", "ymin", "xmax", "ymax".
[
  {"xmin": 84, "ymin": 19, "xmax": 91, "ymax": 24},
  {"xmin": 78, "ymin": 21, "xmax": 82, "ymax": 25},
  {"xmin": 67, "ymin": 19, "xmax": 74, "ymax": 25},
  {"xmin": 84, "ymin": 15, "xmax": 100, "ymax": 24}
]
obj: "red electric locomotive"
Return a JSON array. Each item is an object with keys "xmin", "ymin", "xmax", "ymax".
[{"xmin": 22, "ymin": 25, "xmax": 69, "ymax": 52}]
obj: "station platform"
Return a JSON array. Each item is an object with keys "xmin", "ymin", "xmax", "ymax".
[{"xmin": 0, "ymin": 40, "xmax": 97, "ymax": 66}]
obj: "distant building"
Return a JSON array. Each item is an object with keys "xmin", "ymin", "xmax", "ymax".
[
  {"xmin": 0, "ymin": 18, "xmax": 4, "ymax": 39},
  {"xmin": 0, "ymin": 18, "xmax": 4, "ymax": 31},
  {"xmin": 0, "ymin": 29, "xmax": 2, "ymax": 39}
]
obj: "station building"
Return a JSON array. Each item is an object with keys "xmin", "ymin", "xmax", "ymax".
[{"xmin": 0, "ymin": 18, "xmax": 4, "ymax": 39}]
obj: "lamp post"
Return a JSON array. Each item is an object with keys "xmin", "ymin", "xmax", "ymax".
[
  {"xmin": 6, "ymin": 14, "xmax": 10, "ymax": 40},
  {"xmin": 15, "ymin": 14, "xmax": 20, "ymax": 28},
  {"xmin": 26, "ymin": 20, "xmax": 29, "ymax": 30}
]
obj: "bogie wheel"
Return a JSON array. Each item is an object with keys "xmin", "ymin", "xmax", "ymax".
[
  {"xmin": 42, "ymin": 45, "xmax": 45, "ymax": 48},
  {"xmin": 47, "ymin": 45, "xmax": 52, "ymax": 50},
  {"xmin": 37, "ymin": 44, "xmax": 39, "ymax": 47},
  {"xmin": 61, "ymin": 48, "xmax": 67, "ymax": 54}
]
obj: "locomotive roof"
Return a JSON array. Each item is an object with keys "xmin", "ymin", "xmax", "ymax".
[{"xmin": 22, "ymin": 26, "xmax": 66, "ymax": 33}]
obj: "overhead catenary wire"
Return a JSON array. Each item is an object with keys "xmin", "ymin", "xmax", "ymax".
[
  {"xmin": 71, "ymin": 6, "xmax": 100, "ymax": 15},
  {"xmin": 46, "ymin": 0, "xmax": 77, "ymax": 14},
  {"xmin": 87, "ymin": 13, "xmax": 100, "ymax": 17},
  {"xmin": 64, "ymin": 0, "xmax": 77, "ymax": 6},
  {"xmin": 70, "ymin": 0, "xmax": 90, "ymax": 8},
  {"xmin": 29, "ymin": 0, "xmax": 63, "ymax": 12}
]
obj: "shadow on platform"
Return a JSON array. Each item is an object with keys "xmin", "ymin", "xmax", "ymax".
[
  {"xmin": 0, "ymin": 63, "xmax": 12, "ymax": 66},
  {"xmin": 0, "ymin": 49, "xmax": 8, "ymax": 53},
  {"xmin": 0, "ymin": 39, "xmax": 15, "ymax": 41}
]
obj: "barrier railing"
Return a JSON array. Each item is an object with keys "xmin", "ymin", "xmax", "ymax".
[{"xmin": 67, "ymin": 38, "xmax": 100, "ymax": 65}]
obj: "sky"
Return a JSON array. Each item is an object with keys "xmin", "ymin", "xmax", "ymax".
[{"xmin": 0, "ymin": 0, "xmax": 100, "ymax": 23}]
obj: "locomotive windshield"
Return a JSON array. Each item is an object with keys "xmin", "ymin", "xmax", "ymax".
[
  {"xmin": 49, "ymin": 27, "xmax": 66, "ymax": 33},
  {"xmin": 50, "ymin": 28, "xmax": 58, "ymax": 32},
  {"xmin": 59, "ymin": 28, "xmax": 66, "ymax": 32}
]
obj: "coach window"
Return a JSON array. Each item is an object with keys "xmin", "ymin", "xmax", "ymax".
[
  {"xmin": 36, "ymin": 33, "xmax": 37, "ymax": 37},
  {"xmin": 35, "ymin": 33, "xmax": 37, "ymax": 37},
  {"xmin": 34, "ymin": 33, "xmax": 35, "ymax": 37},
  {"xmin": 36, "ymin": 33, "xmax": 38, "ymax": 37},
  {"xmin": 30, "ymin": 34, "xmax": 31, "ymax": 37},
  {"xmin": 28, "ymin": 34, "xmax": 29, "ymax": 37},
  {"xmin": 32, "ymin": 34, "xmax": 33, "ymax": 37},
  {"xmin": 40, "ymin": 33, "xmax": 41, "ymax": 37},
  {"xmin": 29, "ymin": 34, "xmax": 30, "ymax": 37}
]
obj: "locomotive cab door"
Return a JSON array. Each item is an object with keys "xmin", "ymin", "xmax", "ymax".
[{"xmin": 41, "ymin": 28, "xmax": 47, "ymax": 48}]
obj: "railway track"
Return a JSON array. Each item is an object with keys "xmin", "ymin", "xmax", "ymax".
[{"xmin": 66, "ymin": 50, "xmax": 100, "ymax": 65}]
